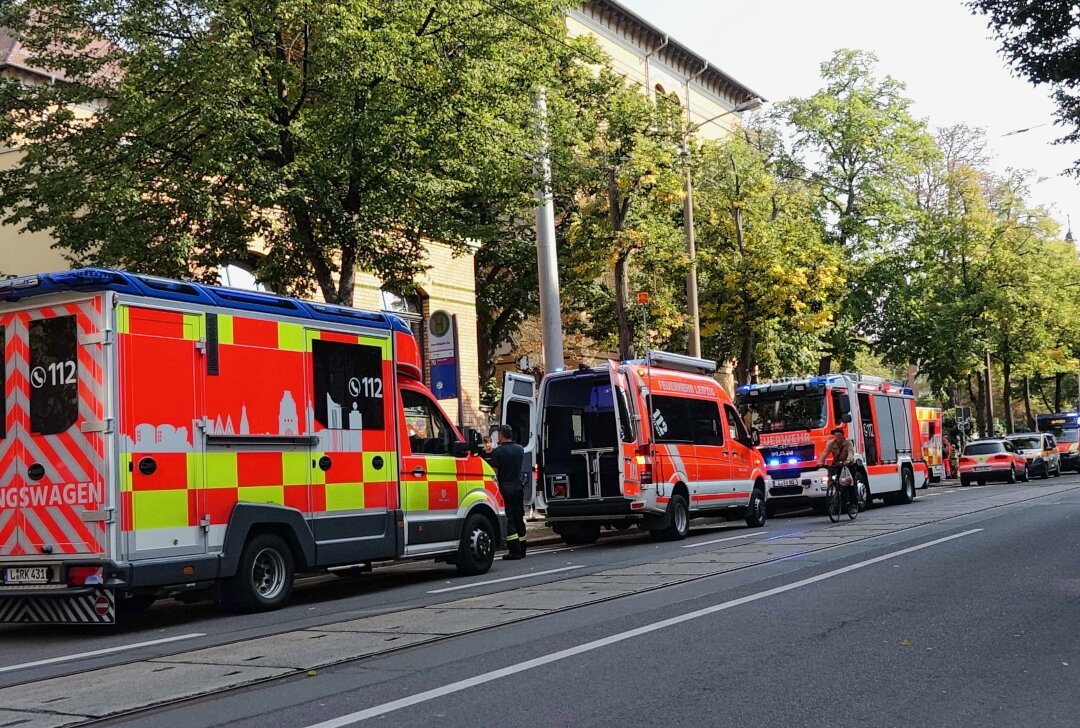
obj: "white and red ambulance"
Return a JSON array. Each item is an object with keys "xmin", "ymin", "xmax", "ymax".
[{"xmin": 530, "ymin": 352, "xmax": 769, "ymax": 545}]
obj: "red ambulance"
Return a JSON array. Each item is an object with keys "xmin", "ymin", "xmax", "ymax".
[
  {"xmin": 532, "ymin": 352, "xmax": 769, "ymax": 545},
  {"xmin": 0, "ymin": 269, "xmax": 503, "ymax": 624}
]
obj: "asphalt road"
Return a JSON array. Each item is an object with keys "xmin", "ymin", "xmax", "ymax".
[
  {"xmin": 0, "ymin": 478, "xmax": 1046, "ymax": 677},
  {"xmin": 50, "ymin": 478, "xmax": 1077, "ymax": 728}
]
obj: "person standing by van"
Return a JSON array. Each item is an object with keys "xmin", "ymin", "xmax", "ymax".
[{"xmin": 484, "ymin": 424, "xmax": 527, "ymax": 560}]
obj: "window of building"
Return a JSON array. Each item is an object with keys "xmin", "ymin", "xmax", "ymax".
[
  {"xmin": 219, "ymin": 262, "xmax": 269, "ymax": 292},
  {"xmin": 381, "ymin": 286, "xmax": 426, "ymax": 377}
]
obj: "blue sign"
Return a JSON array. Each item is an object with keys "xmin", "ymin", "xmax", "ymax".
[{"xmin": 427, "ymin": 310, "xmax": 459, "ymax": 400}]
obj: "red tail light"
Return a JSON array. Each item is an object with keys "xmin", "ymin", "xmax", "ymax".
[
  {"xmin": 959, "ymin": 457, "xmax": 975, "ymax": 466},
  {"xmin": 635, "ymin": 454, "xmax": 653, "ymax": 484},
  {"xmin": 991, "ymin": 454, "xmax": 1010, "ymax": 461},
  {"xmin": 68, "ymin": 565, "xmax": 104, "ymax": 586}
]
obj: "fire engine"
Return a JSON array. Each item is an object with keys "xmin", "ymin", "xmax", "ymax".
[
  {"xmin": 736, "ymin": 374, "xmax": 927, "ymax": 513},
  {"xmin": 0, "ymin": 269, "xmax": 504, "ymax": 624},
  {"xmin": 531, "ymin": 352, "xmax": 768, "ymax": 546}
]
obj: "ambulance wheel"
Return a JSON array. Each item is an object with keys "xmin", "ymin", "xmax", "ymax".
[
  {"xmin": 652, "ymin": 493, "xmax": 689, "ymax": 541},
  {"xmin": 455, "ymin": 513, "xmax": 496, "ymax": 576},
  {"xmin": 222, "ymin": 533, "xmax": 295, "ymax": 613},
  {"xmin": 745, "ymin": 489, "xmax": 767, "ymax": 528}
]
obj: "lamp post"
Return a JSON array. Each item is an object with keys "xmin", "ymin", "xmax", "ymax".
[{"xmin": 683, "ymin": 97, "xmax": 763, "ymax": 358}]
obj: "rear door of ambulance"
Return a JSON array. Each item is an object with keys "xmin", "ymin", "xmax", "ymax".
[
  {"xmin": 1, "ymin": 296, "xmax": 110, "ymax": 578},
  {"xmin": 500, "ymin": 371, "xmax": 537, "ymax": 505}
]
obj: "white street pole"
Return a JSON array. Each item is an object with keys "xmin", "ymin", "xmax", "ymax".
[{"xmin": 534, "ymin": 90, "xmax": 564, "ymax": 374}]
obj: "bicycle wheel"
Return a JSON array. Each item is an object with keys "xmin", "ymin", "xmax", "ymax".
[{"xmin": 826, "ymin": 483, "xmax": 841, "ymax": 523}]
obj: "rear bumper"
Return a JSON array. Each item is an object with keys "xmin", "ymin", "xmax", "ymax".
[
  {"xmin": 543, "ymin": 498, "xmax": 651, "ymax": 521},
  {"xmin": 0, "ymin": 586, "xmax": 114, "ymax": 624},
  {"xmin": 959, "ymin": 466, "xmax": 1013, "ymax": 481},
  {"xmin": 1061, "ymin": 452, "xmax": 1079, "ymax": 470}
]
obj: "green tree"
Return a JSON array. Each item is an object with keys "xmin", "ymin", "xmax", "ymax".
[
  {"xmin": 557, "ymin": 69, "xmax": 685, "ymax": 359},
  {"xmin": 780, "ymin": 49, "xmax": 937, "ymax": 372},
  {"xmin": 0, "ymin": 0, "xmax": 570, "ymax": 303},
  {"xmin": 969, "ymin": 1, "xmax": 1080, "ymax": 174},
  {"xmin": 693, "ymin": 124, "xmax": 843, "ymax": 382}
]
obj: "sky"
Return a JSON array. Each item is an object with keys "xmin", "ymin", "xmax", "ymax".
[{"xmin": 621, "ymin": 0, "xmax": 1079, "ymax": 234}]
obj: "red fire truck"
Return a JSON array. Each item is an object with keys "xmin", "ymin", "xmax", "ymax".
[
  {"xmin": 0, "ymin": 269, "xmax": 503, "ymax": 624},
  {"xmin": 736, "ymin": 374, "xmax": 927, "ymax": 513}
]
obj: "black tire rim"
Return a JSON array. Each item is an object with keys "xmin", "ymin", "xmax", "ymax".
[
  {"xmin": 251, "ymin": 548, "xmax": 287, "ymax": 600},
  {"xmin": 469, "ymin": 526, "xmax": 493, "ymax": 563}
]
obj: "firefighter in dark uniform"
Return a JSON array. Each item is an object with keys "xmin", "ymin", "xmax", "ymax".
[{"xmin": 484, "ymin": 424, "xmax": 527, "ymax": 560}]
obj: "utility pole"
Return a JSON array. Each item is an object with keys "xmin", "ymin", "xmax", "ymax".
[{"xmin": 533, "ymin": 90, "xmax": 564, "ymax": 374}]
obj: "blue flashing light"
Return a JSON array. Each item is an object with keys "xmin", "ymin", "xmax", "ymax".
[
  {"xmin": 52, "ymin": 270, "xmax": 117, "ymax": 286},
  {"xmin": 768, "ymin": 458, "xmax": 781, "ymax": 467},
  {"xmin": 787, "ymin": 457, "xmax": 799, "ymax": 465}
]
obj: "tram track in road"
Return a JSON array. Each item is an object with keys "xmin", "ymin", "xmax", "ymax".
[{"xmin": 3, "ymin": 479, "xmax": 1078, "ymax": 728}]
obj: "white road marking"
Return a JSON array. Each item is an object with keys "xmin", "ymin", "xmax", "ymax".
[
  {"xmin": 426, "ymin": 566, "xmax": 586, "ymax": 594},
  {"xmin": 0, "ymin": 633, "xmax": 206, "ymax": 675},
  {"xmin": 681, "ymin": 532, "xmax": 767, "ymax": 548},
  {"xmin": 528, "ymin": 544, "xmax": 595, "ymax": 556},
  {"xmin": 306, "ymin": 529, "xmax": 983, "ymax": 727}
]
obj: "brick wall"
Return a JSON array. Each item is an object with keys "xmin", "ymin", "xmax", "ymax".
[{"xmin": 353, "ymin": 240, "xmax": 485, "ymax": 431}]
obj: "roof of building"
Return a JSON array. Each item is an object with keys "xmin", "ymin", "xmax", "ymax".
[{"xmin": 579, "ymin": 0, "xmax": 766, "ymax": 104}]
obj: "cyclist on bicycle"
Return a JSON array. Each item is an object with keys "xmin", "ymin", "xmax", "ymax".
[{"xmin": 818, "ymin": 426, "xmax": 857, "ymax": 515}]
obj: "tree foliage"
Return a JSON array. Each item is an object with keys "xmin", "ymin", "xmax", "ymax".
[
  {"xmin": 969, "ymin": 0, "xmax": 1080, "ymax": 173},
  {"xmin": 693, "ymin": 124, "xmax": 843, "ymax": 381},
  {"xmin": 0, "ymin": 0, "xmax": 570, "ymax": 303}
]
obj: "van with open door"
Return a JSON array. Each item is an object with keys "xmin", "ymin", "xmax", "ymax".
[{"xmin": 533, "ymin": 352, "xmax": 768, "ymax": 545}]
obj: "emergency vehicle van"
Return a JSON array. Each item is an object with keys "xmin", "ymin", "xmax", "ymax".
[
  {"xmin": 532, "ymin": 352, "xmax": 768, "ymax": 546},
  {"xmin": 0, "ymin": 269, "xmax": 504, "ymax": 624},
  {"xmin": 736, "ymin": 374, "xmax": 927, "ymax": 513},
  {"xmin": 916, "ymin": 406, "xmax": 944, "ymax": 485}
]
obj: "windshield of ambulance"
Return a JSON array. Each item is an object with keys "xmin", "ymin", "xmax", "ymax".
[
  {"xmin": 740, "ymin": 390, "xmax": 827, "ymax": 433},
  {"xmin": 1007, "ymin": 436, "xmax": 1040, "ymax": 450}
]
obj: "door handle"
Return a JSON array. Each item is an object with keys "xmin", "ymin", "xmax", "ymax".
[{"xmin": 412, "ymin": 467, "xmax": 426, "ymax": 478}]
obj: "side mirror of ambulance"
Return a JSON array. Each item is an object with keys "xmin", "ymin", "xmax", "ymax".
[
  {"xmin": 463, "ymin": 428, "xmax": 484, "ymax": 456},
  {"xmin": 841, "ymin": 413, "xmax": 853, "ymax": 423},
  {"xmin": 750, "ymin": 429, "xmax": 760, "ymax": 447}
]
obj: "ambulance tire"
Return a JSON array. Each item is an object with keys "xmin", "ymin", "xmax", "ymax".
[
  {"xmin": 222, "ymin": 533, "xmax": 295, "ymax": 613},
  {"xmin": 454, "ymin": 512, "xmax": 496, "ymax": 576},
  {"xmin": 745, "ymin": 489, "xmax": 767, "ymax": 528},
  {"xmin": 652, "ymin": 493, "xmax": 689, "ymax": 541}
]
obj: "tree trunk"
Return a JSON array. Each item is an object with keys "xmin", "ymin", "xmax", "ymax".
[
  {"xmin": 817, "ymin": 354, "xmax": 831, "ymax": 376},
  {"xmin": 1034, "ymin": 376, "xmax": 1053, "ymax": 412},
  {"xmin": 1055, "ymin": 372, "xmax": 1064, "ymax": 413},
  {"xmin": 736, "ymin": 331, "xmax": 754, "ymax": 385},
  {"xmin": 614, "ymin": 251, "xmax": 633, "ymax": 360},
  {"xmin": 1002, "ymin": 356, "xmax": 1013, "ymax": 434},
  {"xmin": 1023, "ymin": 377, "xmax": 1035, "ymax": 431},
  {"xmin": 984, "ymin": 350, "xmax": 995, "ymax": 437}
]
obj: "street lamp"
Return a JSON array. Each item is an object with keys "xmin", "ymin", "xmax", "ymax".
[{"xmin": 683, "ymin": 97, "xmax": 764, "ymax": 358}]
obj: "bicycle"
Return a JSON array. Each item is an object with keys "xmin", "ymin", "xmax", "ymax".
[{"xmin": 826, "ymin": 466, "xmax": 858, "ymax": 523}]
